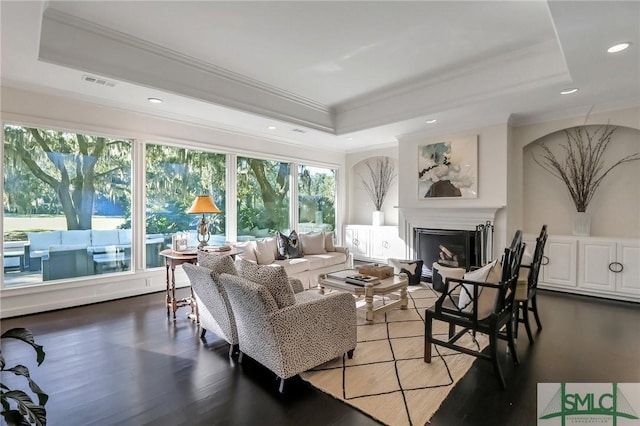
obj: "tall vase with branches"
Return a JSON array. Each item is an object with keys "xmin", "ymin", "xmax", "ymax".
[
  {"xmin": 360, "ymin": 157, "xmax": 396, "ymax": 226},
  {"xmin": 533, "ymin": 124, "xmax": 640, "ymax": 235}
]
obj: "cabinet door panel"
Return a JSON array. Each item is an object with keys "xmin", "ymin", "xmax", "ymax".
[
  {"xmin": 344, "ymin": 226, "xmax": 369, "ymax": 259},
  {"xmin": 370, "ymin": 227, "xmax": 406, "ymax": 261},
  {"xmin": 579, "ymin": 241, "xmax": 616, "ymax": 292},
  {"xmin": 617, "ymin": 242, "xmax": 640, "ymax": 295},
  {"xmin": 543, "ymin": 239, "xmax": 577, "ymax": 287}
]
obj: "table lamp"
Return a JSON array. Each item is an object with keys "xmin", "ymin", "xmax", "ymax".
[{"xmin": 187, "ymin": 195, "xmax": 221, "ymax": 248}]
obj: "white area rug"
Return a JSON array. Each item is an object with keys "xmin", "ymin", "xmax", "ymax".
[{"xmin": 300, "ymin": 285, "xmax": 488, "ymax": 426}]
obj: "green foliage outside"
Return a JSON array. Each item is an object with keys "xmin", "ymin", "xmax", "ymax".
[
  {"xmin": 298, "ymin": 166, "xmax": 336, "ymax": 230},
  {"xmin": 237, "ymin": 157, "xmax": 290, "ymax": 233},
  {"xmin": 3, "ymin": 125, "xmax": 336, "ymax": 244},
  {"xmin": 3, "ymin": 125, "xmax": 131, "ymax": 231}
]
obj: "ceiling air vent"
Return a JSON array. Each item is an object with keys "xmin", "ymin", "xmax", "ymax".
[
  {"xmin": 82, "ymin": 75, "xmax": 116, "ymax": 87},
  {"xmin": 292, "ymin": 128, "xmax": 308, "ymax": 134}
]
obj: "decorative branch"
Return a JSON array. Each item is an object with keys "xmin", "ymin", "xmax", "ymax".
[
  {"xmin": 533, "ymin": 124, "xmax": 639, "ymax": 212},
  {"xmin": 360, "ymin": 157, "xmax": 396, "ymax": 211}
]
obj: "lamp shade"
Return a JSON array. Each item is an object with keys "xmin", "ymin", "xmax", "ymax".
[{"xmin": 187, "ymin": 195, "xmax": 221, "ymax": 214}]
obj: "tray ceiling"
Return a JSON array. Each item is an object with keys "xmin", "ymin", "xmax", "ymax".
[{"xmin": 1, "ymin": 1, "xmax": 638, "ymax": 151}]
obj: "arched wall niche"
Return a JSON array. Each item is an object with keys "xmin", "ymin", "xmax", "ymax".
[
  {"xmin": 349, "ymin": 154, "xmax": 399, "ymax": 226},
  {"xmin": 516, "ymin": 106, "xmax": 640, "ymax": 149},
  {"xmin": 522, "ymin": 124, "xmax": 640, "ymax": 238}
]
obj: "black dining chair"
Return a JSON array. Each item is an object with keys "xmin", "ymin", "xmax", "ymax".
[
  {"xmin": 424, "ymin": 230, "xmax": 526, "ymax": 388},
  {"xmin": 515, "ymin": 225, "xmax": 548, "ymax": 344}
]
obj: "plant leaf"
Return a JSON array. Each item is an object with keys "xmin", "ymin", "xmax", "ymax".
[
  {"xmin": 1, "ymin": 409, "xmax": 32, "ymax": 426},
  {"xmin": 2, "ymin": 390, "xmax": 46, "ymax": 426},
  {"xmin": 4, "ymin": 365, "xmax": 48, "ymax": 406},
  {"xmin": 0, "ymin": 328, "xmax": 45, "ymax": 366}
]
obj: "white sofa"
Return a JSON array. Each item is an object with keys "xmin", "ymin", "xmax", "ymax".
[{"xmin": 234, "ymin": 232, "xmax": 352, "ymax": 289}]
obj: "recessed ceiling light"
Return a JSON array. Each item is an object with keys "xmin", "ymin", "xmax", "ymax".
[
  {"xmin": 607, "ymin": 42, "xmax": 631, "ymax": 53},
  {"xmin": 147, "ymin": 97, "xmax": 163, "ymax": 104},
  {"xmin": 267, "ymin": 126, "xmax": 277, "ymax": 130},
  {"xmin": 560, "ymin": 88, "xmax": 578, "ymax": 95},
  {"xmin": 346, "ymin": 137, "xmax": 353, "ymax": 141},
  {"xmin": 425, "ymin": 119, "xmax": 437, "ymax": 124}
]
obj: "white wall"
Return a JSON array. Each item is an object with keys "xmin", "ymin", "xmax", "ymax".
[
  {"xmin": 513, "ymin": 107, "xmax": 640, "ymax": 238},
  {"xmin": 0, "ymin": 86, "xmax": 346, "ymax": 317},
  {"xmin": 506, "ymin": 123, "xmax": 522, "ymax": 240},
  {"xmin": 397, "ymin": 124, "xmax": 510, "ymax": 250}
]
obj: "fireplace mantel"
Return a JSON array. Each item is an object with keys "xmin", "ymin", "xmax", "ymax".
[{"xmin": 398, "ymin": 206, "xmax": 503, "ymax": 249}]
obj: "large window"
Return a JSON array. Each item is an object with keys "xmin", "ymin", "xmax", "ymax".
[
  {"xmin": 298, "ymin": 165, "xmax": 336, "ymax": 233},
  {"xmin": 2, "ymin": 124, "xmax": 339, "ymax": 289},
  {"xmin": 143, "ymin": 144, "xmax": 226, "ymax": 263},
  {"xmin": 3, "ymin": 125, "xmax": 132, "ymax": 286},
  {"xmin": 237, "ymin": 156, "xmax": 290, "ymax": 237}
]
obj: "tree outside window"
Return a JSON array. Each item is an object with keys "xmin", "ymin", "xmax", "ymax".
[
  {"xmin": 298, "ymin": 165, "xmax": 336, "ymax": 233},
  {"xmin": 136, "ymin": 144, "xmax": 226, "ymax": 264},
  {"xmin": 3, "ymin": 124, "xmax": 132, "ymax": 285},
  {"xmin": 237, "ymin": 157, "xmax": 290, "ymax": 237}
]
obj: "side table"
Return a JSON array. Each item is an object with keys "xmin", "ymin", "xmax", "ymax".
[{"xmin": 160, "ymin": 249, "xmax": 198, "ymax": 321}]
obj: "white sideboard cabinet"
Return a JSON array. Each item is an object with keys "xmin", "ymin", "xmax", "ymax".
[
  {"xmin": 525, "ymin": 234, "xmax": 639, "ymax": 302},
  {"xmin": 579, "ymin": 239, "xmax": 640, "ymax": 297},
  {"xmin": 344, "ymin": 225, "xmax": 407, "ymax": 263}
]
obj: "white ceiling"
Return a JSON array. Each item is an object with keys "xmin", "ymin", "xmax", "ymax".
[{"xmin": 1, "ymin": 1, "xmax": 638, "ymax": 152}]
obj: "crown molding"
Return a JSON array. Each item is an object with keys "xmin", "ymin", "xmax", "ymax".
[
  {"xmin": 39, "ymin": 8, "xmax": 336, "ymax": 133},
  {"xmin": 334, "ymin": 40, "xmax": 570, "ymax": 134}
]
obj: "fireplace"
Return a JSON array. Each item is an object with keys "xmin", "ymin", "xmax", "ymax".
[
  {"xmin": 414, "ymin": 228, "xmax": 477, "ymax": 280},
  {"xmin": 414, "ymin": 223, "xmax": 493, "ymax": 281}
]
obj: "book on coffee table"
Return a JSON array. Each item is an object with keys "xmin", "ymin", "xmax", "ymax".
[{"xmin": 326, "ymin": 270, "xmax": 380, "ymax": 286}]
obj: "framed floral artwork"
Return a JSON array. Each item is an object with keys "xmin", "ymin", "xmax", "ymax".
[{"xmin": 418, "ymin": 135, "xmax": 478, "ymax": 198}]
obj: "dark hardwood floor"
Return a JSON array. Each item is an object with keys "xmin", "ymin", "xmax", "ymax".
[{"xmin": 2, "ymin": 288, "xmax": 638, "ymax": 426}]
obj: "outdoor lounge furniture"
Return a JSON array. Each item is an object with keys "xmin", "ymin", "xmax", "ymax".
[
  {"xmin": 26, "ymin": 230, "xmax": 165, "ymax": 273},
  {"xmin": 42, "ymin": 245, "xmax": 92, "ymax": 281},
  {"xmin": 3, "ymin": 241, "xmax": 28, "ymax": 272}
]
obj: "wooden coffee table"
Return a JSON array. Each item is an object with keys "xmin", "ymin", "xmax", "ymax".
[{"xmin": 319, "ymin": 270, "xmax": 408, "ymax": 324}]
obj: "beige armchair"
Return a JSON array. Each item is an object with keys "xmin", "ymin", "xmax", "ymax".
[{"xmin": 219, "ymin": 272, "xmax": 357, "ymax": 392}]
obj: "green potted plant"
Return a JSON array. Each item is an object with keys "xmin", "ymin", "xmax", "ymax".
[{"xmin": 1, "ymin": 328, "xmax": 48, "ymax": 426}]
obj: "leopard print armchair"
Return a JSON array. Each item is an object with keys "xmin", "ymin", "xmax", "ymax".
[
  {"xmin": 219, "ymin": 273, "xmax": 357, "ymax": 392},
  {"xmin": 183, "ymin": 263, "xmax": 239, "ymax": 357},
  {"xmin": 184, "ymin": 253, "xmax": 306, "ymax": 358}
]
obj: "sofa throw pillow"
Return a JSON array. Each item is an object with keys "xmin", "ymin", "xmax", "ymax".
[
  {"xmin": 238, "ymin": 259, "xmax": 296, "ymax": 309},
  {"xmin": 276, "ymin": 230, "xmax": 302, "ymax": 260},
  {"xmin": 255, "ymin": 238, "xmax": 277, "ymax": 265},
  {"xmin": 197, "ymin": 251, "xmax": 237, "ymax": 281},
  {"xmin": 324, "ymin": 231, "xmax": 336, "ymax": 252},
  {"xmin": 299, "ymin": 232, "xmax": 326, "ymax": 255},
  {"xmin": 388, "ymin": 258, "xmax": 424, "ymax": 285},
  {"xmin": 431, "ymin": 262, "xmax": 466, "ymax": 292},
  {"xmin": 477, "ymin": 260, "xmax": 503, "ymax": 319},
  {"xmin": 234, "ymin": 240, "xmax": 257, "ymax": 263},
  {"xmin": 458, "ymin": 260, "xmax": 500, "ymax": 319}
]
